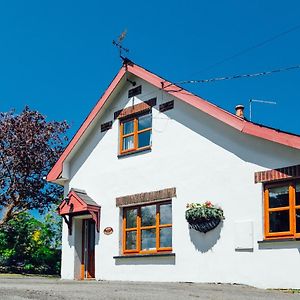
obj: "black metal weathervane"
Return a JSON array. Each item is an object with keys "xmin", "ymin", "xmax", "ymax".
[
  {"xmin": 112, "ymin": 29, "xmax": 129, "ymax": 61},
  {"xmin": 113, "ymin": 30, "xmax": 135, "ymax": 86}
]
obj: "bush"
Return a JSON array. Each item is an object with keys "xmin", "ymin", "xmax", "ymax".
[{"xmin": 0, "ymin": 210, "xmax": 61, "ymax": 275}]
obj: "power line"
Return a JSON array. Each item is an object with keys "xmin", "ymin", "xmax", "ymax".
[
  {"xmin": 163, "ymin": 64, "xmax": 300, "ymax": 88},
  {"xmin": 192, "ymin": 24, "xmax": 300, "ymax": 74}
]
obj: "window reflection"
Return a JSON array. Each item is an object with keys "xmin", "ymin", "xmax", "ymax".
[
  {"xmin": 123, "ymin": 202, "xmax": 172, "ymax": 254},
  {"xmin": 269, "ymin": 186, "xmax": 289, "ymax": 208},
  {"xmin": 141, "ymin": 205, "xmax": 156, "ymax": 227}
]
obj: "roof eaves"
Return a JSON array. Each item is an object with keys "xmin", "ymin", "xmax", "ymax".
[
  {"xmin": 47, "ymin": 61, "xmax": 300, "ymax": 183},
  {"xmin": 47, "ymin": 65, "xmax": 126, "ymax": 182}
]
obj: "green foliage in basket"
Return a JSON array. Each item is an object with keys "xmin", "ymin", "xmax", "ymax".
[{"xmin": 185, "ymin": 201, "xmax": 224, "ymax": 222}]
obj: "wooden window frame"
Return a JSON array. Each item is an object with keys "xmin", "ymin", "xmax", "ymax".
[
  {"xmin": 264, "ymin": 180, "xmax": 300, "ymax": 240},
  {"xmin": 119, "ymin": 111, "xmax": 152, "ymax": 155},
  {"xmin": 122, "ymin": 201, "xmax": 172, "ymax": 255}
]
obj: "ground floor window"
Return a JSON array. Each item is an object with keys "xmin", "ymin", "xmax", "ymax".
[
  {"xmin": 264, "ymin": 180, "xmax": 300, "ymax": 239},
  {"xmin": 123, "ymin": 201, "xmax": 172, "ymax": 254}
]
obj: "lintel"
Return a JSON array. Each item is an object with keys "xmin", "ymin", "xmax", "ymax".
[{"xmin": 116, "ymin": 187, "xmax": 176, "ymax": 207}]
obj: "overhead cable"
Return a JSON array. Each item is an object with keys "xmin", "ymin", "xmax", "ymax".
[
  {"xmin": 194, "ymin": 24, "xmax": 300, "ymax": 74},
  {"xmin": 163, "ymin": 64, "xmax": 300, "ymax": 88}
]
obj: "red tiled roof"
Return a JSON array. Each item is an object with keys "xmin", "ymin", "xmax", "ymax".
[{"xmin": 47, "ymin": 61, "xmax": 300, "ymax": 182}]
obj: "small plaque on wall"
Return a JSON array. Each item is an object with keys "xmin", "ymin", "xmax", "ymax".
[{"xmin": 103, "ymin": 227, "xmax": 113, "ymax": 235}]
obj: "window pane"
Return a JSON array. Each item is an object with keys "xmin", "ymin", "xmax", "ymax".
[
  {"xmin": 126, "ymin": 231, "xmax": 137, "ymax": 250},
  {"xmin": 269, "ymin": 186, "xmax": 289, "ymax": 208},
  {"xmin": 126, "ymin": 209, "xmax": 137, "ymax": 228},
  {"xmin": 138, "ymin": 113, "xmax": 152, "ymax": 131},
  {"xmin": 123, "ymin": 136, "xmax": 134, "ymax": 150},
  {"xmin": 141, "ymin": 229, "xmax": 156, "ymax": 250},
  {"xmin": 141, "ymin": 205, "xmax": 156, "ymax": 226},
  {"xmin": 297, "ymin": 209, "xmax": 300, "ymax": 233},
  {"xmin": 296, "ymin": 183, "xmax": 300, "ymax": 206},
  {"xmin": 138, "ymin": 131, "xmax": 151, "ymax": 148},
  {"xmin": 160, "ymin": 204, "xmax": 172, "ymax": 225},
  {"xmin": 123, "ymin": 120, "xmax": 134, "ymax": 135},
  {"xmin": 269, "ymin": 210, "xmax": 290, "ymax": 232},
  {"xmin": 160, "ymin": 227, "xmax": 172, "ymax": 248}
]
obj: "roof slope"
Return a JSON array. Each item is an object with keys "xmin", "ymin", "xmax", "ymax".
[{"xmin": 47, "ymin": 60, "xmax": 300, "ymax": 182}]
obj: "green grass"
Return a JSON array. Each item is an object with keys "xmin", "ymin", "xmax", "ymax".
[{"xmin": 0, "ymin": 273, "xmax": 60, "ymax": 278}]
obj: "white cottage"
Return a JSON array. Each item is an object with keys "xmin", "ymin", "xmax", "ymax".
[{"xmin": 47, "ymin": 59, "xmax": 300, "ymax": 289}]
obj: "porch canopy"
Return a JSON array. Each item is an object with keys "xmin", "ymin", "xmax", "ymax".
[{"xmin": 58, "ymin": 188, "xmax": 100, "ymax": 235}]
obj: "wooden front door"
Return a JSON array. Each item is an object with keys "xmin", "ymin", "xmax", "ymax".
[{"xmin": 81, "ymin": 219, "xmax": 95, "ymax": 279}]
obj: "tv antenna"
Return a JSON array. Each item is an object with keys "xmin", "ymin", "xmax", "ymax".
[
  {"xmin": 249, "ymin": 99, "xmax": 277, "ymax": 121},
  {"xmin": 112, "ymin": 29, "xmax": 129, "ymax": 60}
]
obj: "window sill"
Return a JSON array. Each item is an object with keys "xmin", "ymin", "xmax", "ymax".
[
  {"xmin": 113, "ymin": 253, "xmax": 175, "ymax": 259},
  {"xmin": 258, "ymin": 238, "xmax": 300, "ymax": 244},
  {"xmin": 118, "ymin": 147, "xmax": 151, "ymax": 158}
]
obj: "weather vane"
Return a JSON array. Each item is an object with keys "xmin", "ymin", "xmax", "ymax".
[{"xmin": 112, "ymin": 29, "xmax": 129, "ymax": 60}]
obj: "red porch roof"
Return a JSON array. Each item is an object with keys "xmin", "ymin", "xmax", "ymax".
[{"xmin": 58, "ymin": 188, "xmax": 100, "ymax": 234}]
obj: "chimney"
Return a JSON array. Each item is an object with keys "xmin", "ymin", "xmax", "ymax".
[{"xmin": 235, "ymin": 104, "xmax": 244, "ymax": 118}]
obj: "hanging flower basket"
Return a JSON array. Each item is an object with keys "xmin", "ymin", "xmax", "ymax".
[{"xmin": 185, "ymin": 202, "xmax": 224, "ymax": 233}]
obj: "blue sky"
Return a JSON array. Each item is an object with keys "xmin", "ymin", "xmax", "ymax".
[{"xmin": 1, "ymin": 0, "xmax": 300, "ymax": 137}]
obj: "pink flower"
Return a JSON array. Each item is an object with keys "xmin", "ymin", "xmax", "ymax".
[{"xmin": 205, "ymin": 201, "xmax": 212, "ymax": 207}]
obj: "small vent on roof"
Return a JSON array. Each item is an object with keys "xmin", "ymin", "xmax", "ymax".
[
  {"xmin": 147, "ymin": 97, "xmax": 157, "ymax": 107},
  {"xmin": 159, "ymin": 100, "xmax": 174, "ymax": 113},
  {"xmin": 128, "ymin": 85, "xmax": 142, "ymax": 98},
  {"xmin": 101, "ymin": 121, "xmax": 113, "ymax": 132}
]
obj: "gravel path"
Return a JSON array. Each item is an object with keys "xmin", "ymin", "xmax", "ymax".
[{"xmin": 0, "ymin": 276, "xmax": 299, "ymax": 300}]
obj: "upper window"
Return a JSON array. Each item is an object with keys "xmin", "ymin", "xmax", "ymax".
[
  {"xmin": 264, "ymin": 180, "xmax": 300, "ymax": 239},
  {"xmin": 123, "ymin": 201, "xmax": 172, "ymax": 254},
  {"xmin": 119, "ymin": 111, "xmax": 152, "ymax": 155}
]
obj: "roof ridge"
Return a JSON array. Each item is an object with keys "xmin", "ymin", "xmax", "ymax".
[
  {"xmin": 130, "ymin": 60, "xmax": 242, "ymax": 120},
  {"xmin": 70, "ymin": 188, "xmax": 87, "ymax": 195},
  {"xmin": 47, "ymin": 61, "xmax": 300, "ymax": 183}
]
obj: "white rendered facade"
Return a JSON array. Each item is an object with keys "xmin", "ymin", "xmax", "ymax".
[{"xmin": 57, "ymin": 74, "xmax": 300, "ymax": 289}]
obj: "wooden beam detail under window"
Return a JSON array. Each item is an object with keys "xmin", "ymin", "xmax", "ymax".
[
  {"xmin": 255, "ymin": 164, "xmax": 300, "ymax": 183},
  {"xmin": 114, "ymin": 98, "xmax": 157, "ymax": 120},
  {"xmin": 116, "ymin": 187, "xmax": 176, "ymax": 207}
]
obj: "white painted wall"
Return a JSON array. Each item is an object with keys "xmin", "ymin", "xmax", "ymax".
[{"xmin": 61, "ymin": 75, "xmax": 300, "ymax": 289}]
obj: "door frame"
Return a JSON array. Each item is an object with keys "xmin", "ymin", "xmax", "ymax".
[{"xmin": 81, "ymin": 219, "xmax": 95, "ymax": 279}]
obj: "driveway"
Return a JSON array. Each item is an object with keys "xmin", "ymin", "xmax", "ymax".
[{"xmin": 0, "ymin": 276, "xmax": 299, "ymax": 300}]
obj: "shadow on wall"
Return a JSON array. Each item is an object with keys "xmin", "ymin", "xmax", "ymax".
[
  {"xmin": 114, "ymin": 255, "xmax": 175, "ymax": 266},
  {"xmin": 188, "ymin": 222, "xmax": 223, "ymax": 253},
  {"xmin": 258, "ymin": 241, "xmax": 300, "ymax": 253},
  {"xmin": 68, "ymin": 85, "xmax": 300, "ymax": 183},
  {"xmin": 68, "ymin": 93, "xmax": 300, "ymax": 183},
  {"xmin": 69, "ymin": 122, "xmax": 109, "ymax": 180},
  {"xmin": 68, "ymin": 232, "xmax": 74, "ymax": 248},
  {"xmin": 168, "ymin": 100, "xmax": 300, "ymax": 170},
  {"xmin": 68, "ymin": 79, "xmax": 149, "ymax": 180}
]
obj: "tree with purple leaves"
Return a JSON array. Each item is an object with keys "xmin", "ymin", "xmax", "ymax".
[{"xmin": 0, "ymin": 106, "xmax": 69, "ymax": 226}]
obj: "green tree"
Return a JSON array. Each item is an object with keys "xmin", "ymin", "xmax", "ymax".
[{"xmin": 0, "ymin": 210, "xmax": 62, "ymax": 275}]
